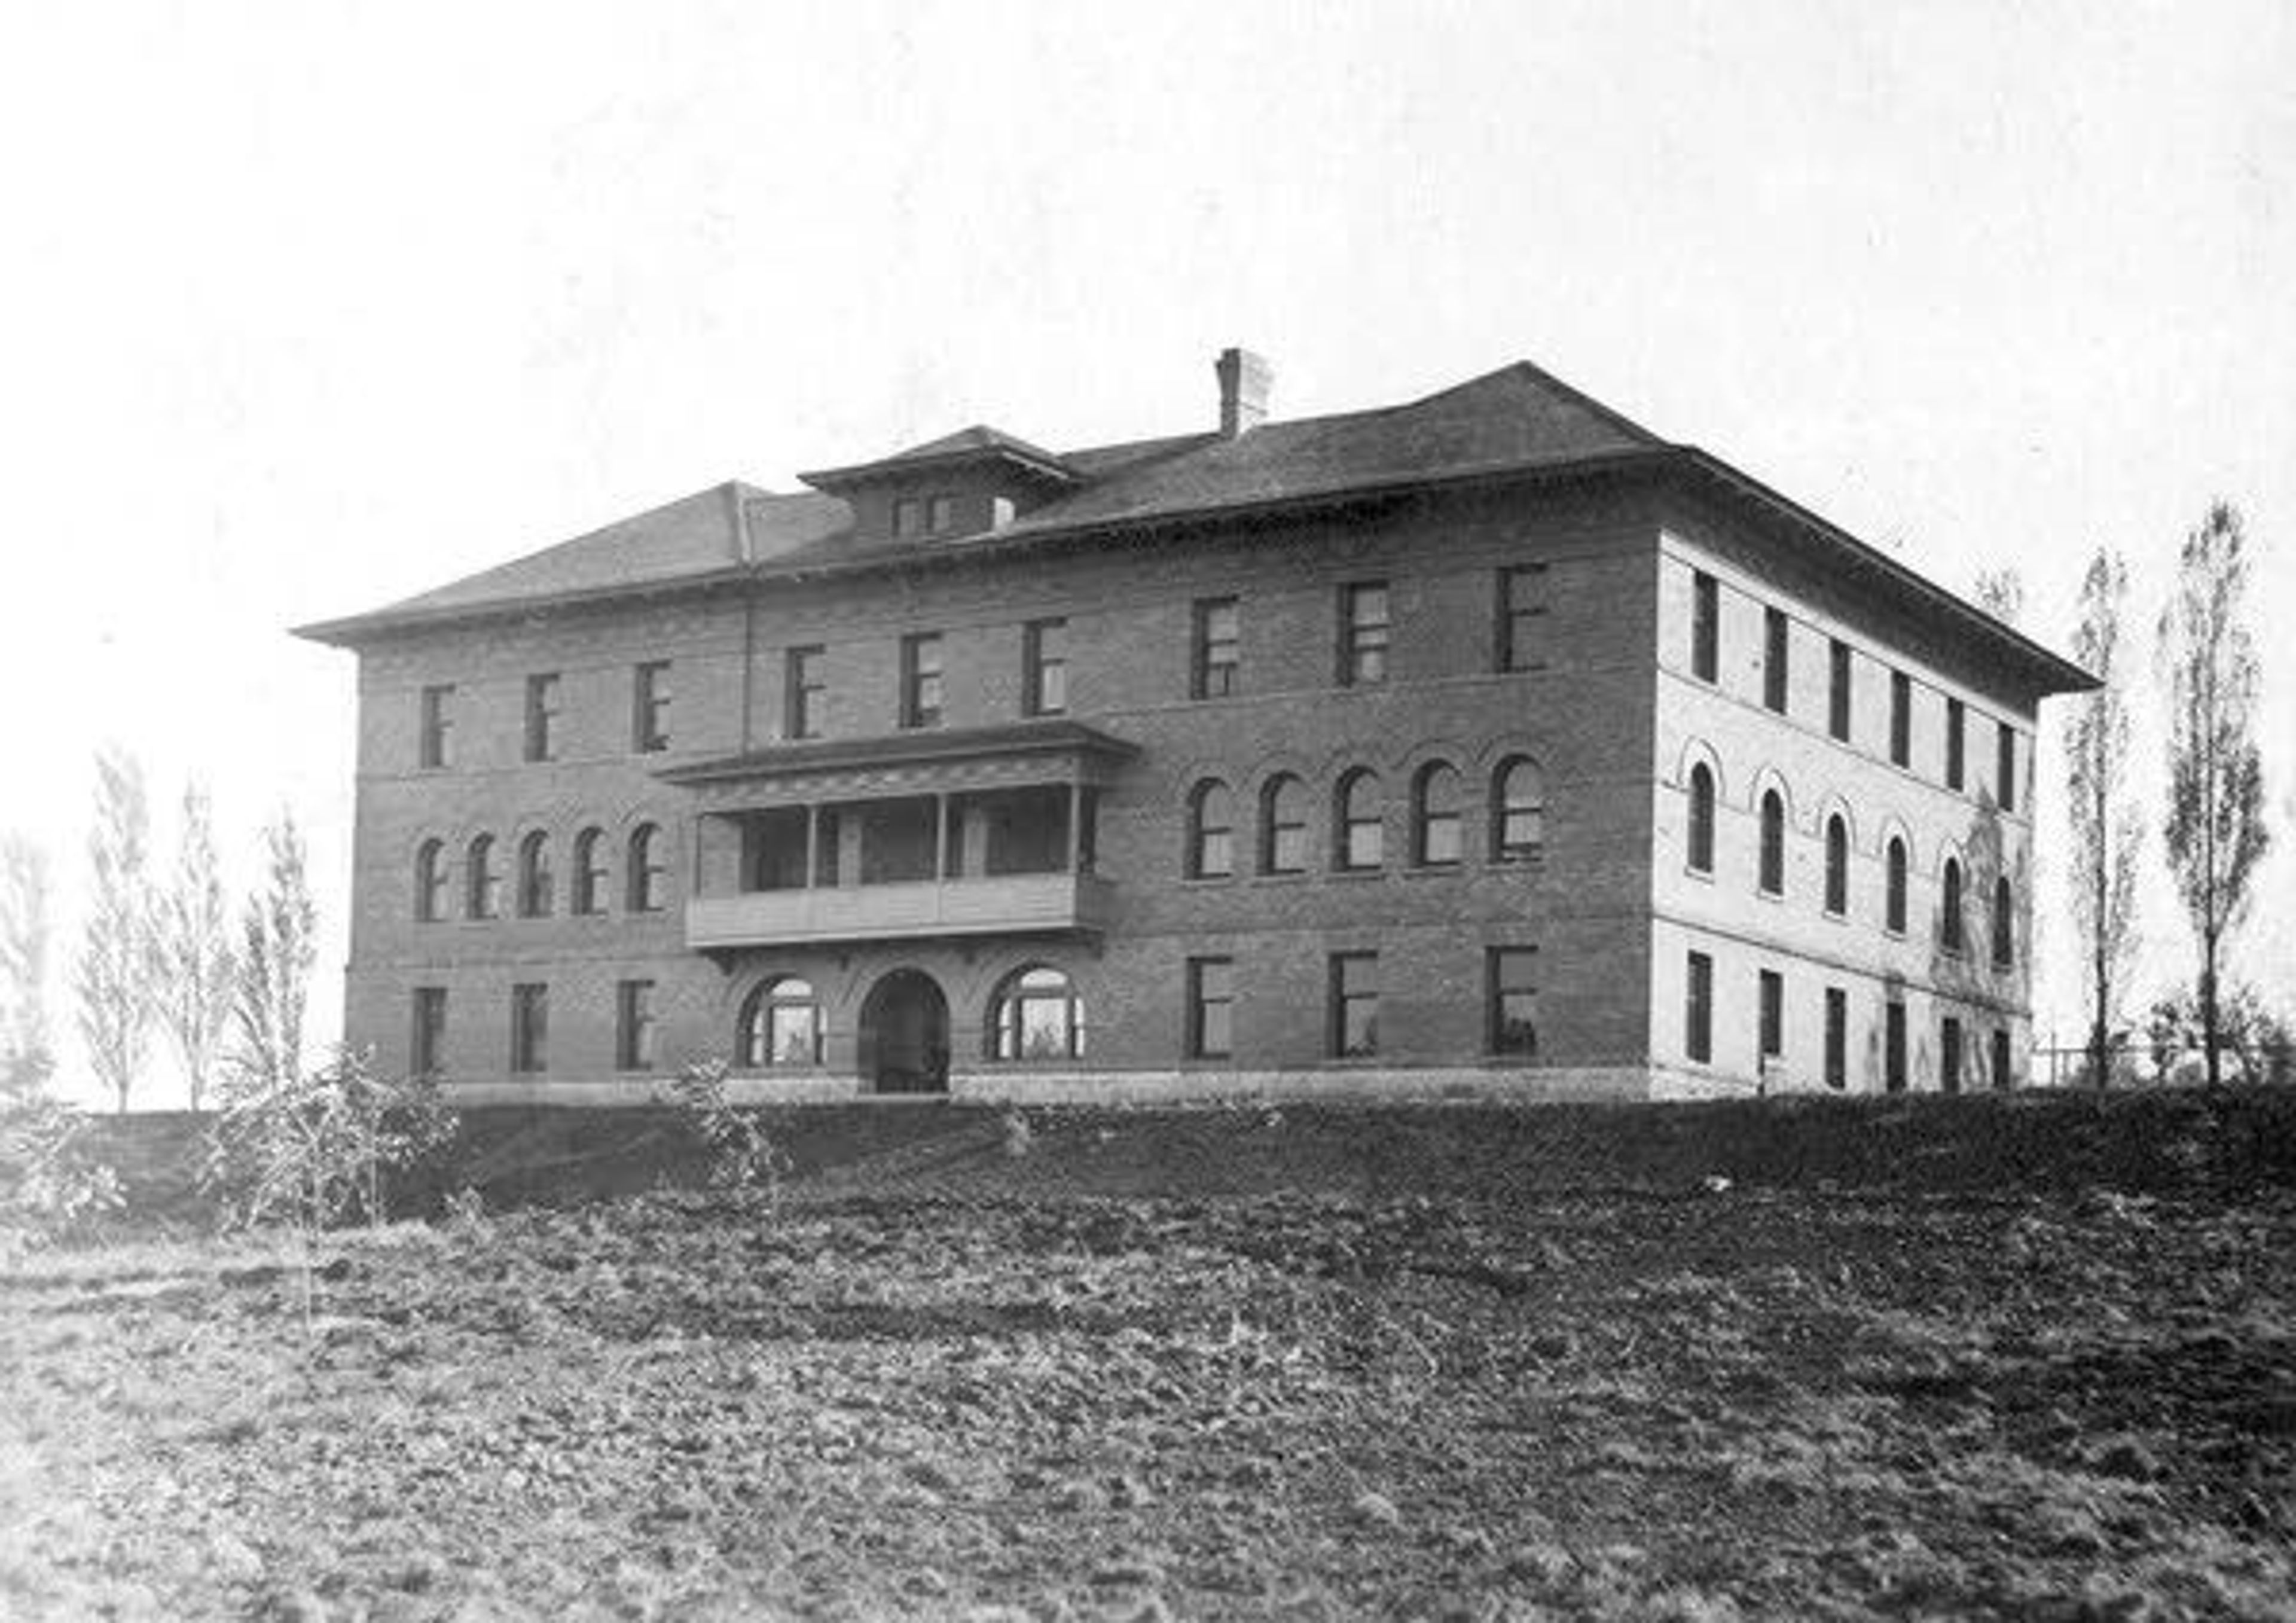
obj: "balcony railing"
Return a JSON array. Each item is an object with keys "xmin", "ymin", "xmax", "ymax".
[{"xmin": 686, "ymin": 872, "xmax": 1116, "ymax": 950}]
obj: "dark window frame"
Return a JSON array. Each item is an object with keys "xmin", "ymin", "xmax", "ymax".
[
  {"xmin": 516, "ymin": 830, "xmax": 552, "ymax": 919},
  {"xmin": 1497, "ymin": 563, "xmax": 1549, "ymax": 673},
  {"xmin": 1824, "ymin": 814, "xmax": 1849, "ymax": 917},
  {"xmin": 1885, "ymin": 999, "xmax": 1907, "ymax": 1093},
  {"xmin": 1828, "ymin": 640, "xmax": 1852, "ymax": 740},
  {"xmin": 415, "ymin": 839, "xmax": 448, "ymax": 923},
  {"xmin": 1260, "ymin": 774, "xmax": 1309, "ymax": 875},
  {"xmin": 739, "ymin": 977, "xmax": 824, "ymax": 1068},
  {"xmin": 1686, "ymin": 950, "xmax": 1714, "ymax": 1063},
  {"xmin": 509, "ymin": 983, "xmax": 548, "ymax": 1075},
  {"xmin": 1186, "ymin": 956, "xmax": 1235, "ymax": 1061},
  {"xmin": 1328, "ymin": 951, "xmax": 1379, "ymax": 1059},
  {"xmin": 628, "ymin": 823, "xmax": 667, "ymax": 914},
  {"xmin": 1885, "ymin": 837, "xmax": 1909, "ymax": 934},
  {"xmin": 411, "ymin": 986, "xmax": 446, "ymax": 1076},
  {"xmin": 1941, "ymin": 1015, "xmax": 1964, "ymax": 1094},
  {"xmin": 615, "ymin": 979, "xmax": 657, "ymax": 1073},
  {"xmin": 1335, "ymin": 769, "xmax": 1384, "ymax": 871},
  {"xmin": 1945, "ymin": 697, "xmax": 1966, "ymax": 791},
  {"xmin": 1992, "ymin": 874, "xmax": 2014, "ymax": 969},
  {"xmin": 633, "ymin": 661, "xmax": 672, "ymax": 753},
  {"xmin": 899, "ymin": 633, "xmax": 944, "ymax": 730},
  {"xmin": 466, "ymin": 834, "xmax": 500, "ymax": 921},
  {"xmin": 1941, "ymin": 857, "xmax": 1965, "ymax": 953},
  {"xmin": 1687, "ymin": 763, "xmax": 1715, "ymax": 874},
  {"xmin": 1411, "ymin": 761, "xmax": 1463, "ymax": 868},
  {"xmin": 1758, "ymin": 790, "xmax": 1786, "ymax": 896},
  {"xmin": 1488, "ymin": 946, "xmax": 1540, "ymax": 1057},
  {"xmin": 1492, "ymin": 758, "xmax": 1546, "ymax": 865},
  {"xmin": 1692, "ymin": 571, "xmax": 1719, "ymax": 682},
  {"xmin": 1022, "ymin": 618, "xmax": 1068, "ymax": 717},
  {"xmin": 1997, "ymin": 722, "xmax": 2018, "ymax": 812},
  {"xmin": 1338, "ymin": 581, "xmax": 1391, "ymax": 688},
  {"xmin": 1889, "ymin": 670, "xmax": 1912, "ymax": 768},
  {"xmin": 989, "ymin": 965, "xmax": 1086, "ymax": 1063},
  {"xmin": 572, "ymin": 827, "xmax": 608, "ymax": 916},
  {"xmin": 524, "ymin": 673, "xmax": 560, "ymax": 764},
  {"xmin": 1758, "ymin": 968, "xmax": 1784, "ymax": 1063},
  {"xmin": 1192, "ymin": 597, "xmax": 1239, "ymax": 699},
  {"xmin": 1824, "ymin": 987, "xmax": 1848, "ymax": 1090},
  {"xmin": 1186, "ymin": 779, "xmax": 1236, "ymax": 880},
  {"xmin": 419, "ymin": 684, "xmax": 454, "ymax": 770},
  {"xmin": 785, "ymin": 645, "xmax": 826, "ymax": 740},
  {"xmin": 1763, "ymin": 606, "xmax": 1789, "ymax": 712}
]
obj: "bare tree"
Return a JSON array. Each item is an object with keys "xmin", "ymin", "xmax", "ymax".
[
  {"xmin": 75, "ymin": 750, "xmax": 159, "ymax": 1114},
  {"xmin": 1, "ymin": 835, "xmax": 53, "ymax": 1102},
  {"xmin": 157, "ymin": 783, "xmax": 237, "ymax": 1111},
  {"xmin": 2157, "ymin": 502, "xmax": 2271, "ymax": 1087},
  {"xmin": 2063, "ymin": 548, "xmax": 2141, "ymax": 1087},
  {"xmin": 1973, "ymin": 567, "xmax": 2026, "ymax": 627},
  {"xmin": 227, "ymin": 812, "xmax": 317, "ymax": 1099}
]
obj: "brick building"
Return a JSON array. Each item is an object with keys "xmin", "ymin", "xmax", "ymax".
[{"xmin": 297, "ymin": 350, "xmax": 2093, "ymax": 1104}]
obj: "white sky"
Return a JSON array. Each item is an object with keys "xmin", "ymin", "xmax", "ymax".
[{"xmin": 2, "ymin": 2, "xmax": 2290, "ymax": 1106}]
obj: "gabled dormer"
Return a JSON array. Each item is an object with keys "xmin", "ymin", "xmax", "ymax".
[{"xmin": 799, "ymin": 425, "xmax": 1080, "ymax": 544}]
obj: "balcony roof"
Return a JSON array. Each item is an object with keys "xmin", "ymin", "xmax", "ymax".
[{"xmin": 658, "ymin": 719, "xmax": 1140, "ymax": 791}]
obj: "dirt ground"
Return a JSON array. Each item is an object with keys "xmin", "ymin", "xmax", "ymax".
[{"xmin": 5, "ymin": 1096, "xmax": 2295, "ymax": 1620}]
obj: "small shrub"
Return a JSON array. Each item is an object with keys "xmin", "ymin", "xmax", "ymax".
[
  {"xmin": 201, "ymin": 1047, "xmax": 459, "ymax": 1232},
  {"xmin": 667, "ymin": 1060, "xmax": 789, "ymax": 1195},
  {"xmin": 0, "ymin": 1096, "xmax": 123, "ymax": 1255},
  {"xmin": 1000, "ymin": 1107, "xmax": 1033, "ymax": 1159}
]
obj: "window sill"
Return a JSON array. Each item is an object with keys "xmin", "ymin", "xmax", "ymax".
[
  {"xmin": 1327, "ymin": 867, "xmax": 1388, "ymax": 882},
  {"xmin": 1249, "ymin": 872, "xmax": 1311, "ymax": 886},
  {"xmin": 1403, "ymin": 862, "xmax": 1465, "ymax": 878},
  {"xmin": 1684, "ymin": 865, "xmax": 1714, "ymax": 884}
]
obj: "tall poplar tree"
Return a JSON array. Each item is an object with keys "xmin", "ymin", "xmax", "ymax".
[
  {"xmin": 1, "ymin": 834, "xmax": 53, "ymax": 1101},
  {"xmin": 228, "ymin": 812, "xmax": 317, "ymax": 1097},
  {"xmin": 2063, "ymin": 548, "xmax": 2139, "ymax": 1086},
  {"xmin": 158, "ymin": 783, "xmax": 237, "ymax": 1111},
  {"xmin": 76, "ymin": 749, "xmax": 159, "ymax": 1113},
  {"xmin": 2157, "ymin": 502, "xmax": 2271, "ymax": 1086}
]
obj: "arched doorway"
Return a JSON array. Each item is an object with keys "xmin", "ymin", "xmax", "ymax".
[{"xmin": 858, "ymin": 969, "xmax": 950, "ymax": 1095}]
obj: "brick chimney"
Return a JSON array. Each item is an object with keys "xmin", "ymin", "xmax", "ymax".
[{"xmin": 1215, "ymin": 347, "xmax": 1272, "ymax": 438}]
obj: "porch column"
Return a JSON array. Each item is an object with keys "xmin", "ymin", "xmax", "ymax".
[
  {"xmin": 804, "ymin": 804, "xmax": 819, "ymax": 890},
  {"xmin": 935, "ymin": 793, "xmax": 951, "ymax": 881},
  {"xmin": 1065, "ymin": 780, "xmax": 1084, "ymax": 874}
]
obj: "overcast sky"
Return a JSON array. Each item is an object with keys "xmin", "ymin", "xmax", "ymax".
[{"xmin": 2, "ymin": 2, "xmax": 2290, "ymax": 1106}]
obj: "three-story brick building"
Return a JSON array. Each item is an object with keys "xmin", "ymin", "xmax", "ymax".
[{"xmin": 298, "ymin": 350, "xmax": 2093, "ymax": 1103}]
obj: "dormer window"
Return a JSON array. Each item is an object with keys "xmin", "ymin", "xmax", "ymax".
[{"xmin": 801, "ymin": 425, "xmax": 1081, "ymax": 546}]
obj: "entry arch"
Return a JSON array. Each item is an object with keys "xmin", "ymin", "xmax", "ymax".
[{"xmin": 857, "ymin": 968, "xmax": 951, "ymax": 1095}]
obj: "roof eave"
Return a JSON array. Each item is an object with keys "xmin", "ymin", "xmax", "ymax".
[{"xmin": 1672, "ymin": 449, "xmax": 2098, "ymax": 697}]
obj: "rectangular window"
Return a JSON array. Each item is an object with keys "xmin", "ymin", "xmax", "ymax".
[
  {"xmin": 1992, "ymin": 1027, "xmax": 2013, "ymax": 1090},
  {"xmin": 1498, "ymin": 565, "xmax": 1548, "ymax": 672},
  {"xmin": 418, "ymin": 684, "xmax": 454, "ymax": 770},
  {"xmin": 1828, "ymin": 640, "xmax": 1852, "ymax": 740},
  {"xmin": 927, "ymin": 493, "xmax": 958, "ymax": 535},
  {"xmin": 633, "ymin": 661, "xmax": 671, "ymax": 753},
  {"xmin": 1329, "ymin": 952, "xmax": 1378, "ymax": 1058},
  {"xmin": 1187, "ymin": 957, "xmax": 1234, "ymax": 1060},
  {"xmin": 1023, "ymin": 618, "xmax": 1068, "ymax": 716},
  {"xmin": 1824, "ymin": 988, "xmax": 1847, "ymax": 1090},
  {"xmin": 1941, "ymin": 1015, "xmax": 1964, "ymax": 1093},
  {"xmin": 1889, "ymin": 670, "xmax": 1911, "ymax": 767},
  {"xmin": 411, "ymin": 987, "xmax": 446, "ymax": 1076},
  {"xmin": 1192, "ymin": 597, "xmax": 1239, "ymax": 698},
  {"xmin": 1885, "ymin": 999, "xmax": 1907, "ymax": 1093},
  {"xmin": 1758, "ymin": 969, "xmax": 1784, "ymax": 1063},
  {"xmin": 1763, "ymin": 608, "xmax": 1789, "ymax": 712},
  {"xmin": 1692, "ymin": 571, "xmax": 1719, "ymax": 682},
  {"xmin": 1339, "ymin": 582, "xmax": 1391, "ymax": 687},
  {"xmin": 616, "ymin": 980, "xmax": 656, "ymax": 1072},
  {"xmin": 524, "ymin": 673, "xmax": 560, "ymax": 763},
  {"xmin": 1489, "ymin": 947, "xmax": 1540, "ymax": 1057},
  {"xmin": 1945, "ymin": 697, "xmax": 1966, "ymax": 791},
  {"xmin": 899, "ymin": 633, "xmax": 944, "ymax": 728},
  {"xmin": 1996, "ymin": 722, "xmax": 2017, "ymax": 812},
  {"xmin": 510, "ymin": 983, "xmax": 548, "ymax": 1074},
  {"xmin": 785, "ymin": 646, "xmax": 825, "ymax": 740},
  {"xmin": 1686, "ymin": 950, "xmax": 1713, "ymax": 1063},
  {"xmin": 893, "ymin": 497, "xmax": 924, "ymax": 539}
]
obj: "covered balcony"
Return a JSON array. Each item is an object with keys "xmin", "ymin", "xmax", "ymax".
[{"xmin": 661, "ymin": 721, "xmax": 1135, "ymax": 953}]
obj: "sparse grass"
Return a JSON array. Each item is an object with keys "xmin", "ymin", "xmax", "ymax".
[{"xmin": 4, "ymin": 1099, "xmax": 2294, "ymax": 1619}]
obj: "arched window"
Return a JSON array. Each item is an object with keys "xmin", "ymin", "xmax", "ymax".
[
  {"xmin": 1260, "ymin": 774, "xmax": 1308, "ymax": 875},
  {"xmin": 1335, "ymin": 770, "xmax": 1383, "ymax": 871},
  {"xmin": 466, "ymin": 834, "xmax": 500, "ymax": 920},
  {"xmin": 1992, "ymin": 875, "xmax": 2014, "ymax": 968},
  {"xmin": 1186, "ymin": 780, "xmax": 1235, "ymax": 879},
  {"xmin": 739, "ymin": 977, "xmax": 822, "ymax": 1067},
  {"xmin": 517, "ymin": 831, "xmax": 552, "ymax": 918},
  {"xmin": 1886, "ymin": 837, "xmax": 1909, "ymax": 933},
  {"xmin": 1412, "ymin": 762, "xmax": 1463, "ymax": 867},
  {"xmin": 1494, "ymin": 758, "xmax": 1546, "ymax": 864},
  {"xmin": 1941, "ymin": 858, "xmax": 1965, "ymax": 952},
  {"xmin": 1824, "ymin": 815, "xmax": 1849, "ymax": 916},
  {"xmin": 990, "ymin": 966, "xmax": 1085, "ymax": 1061},
  {"xmin": 414, "ymin": 839, "xmax": 447, "ymax": 922},
  {"xmin": 572, "ymin": 827, "xmax": 607, "ymax": 915},
  {"xmin": 627, "ymin": 823, "xmax": 666, "ymax": 913},
  {"xmin": 1686, "ymin": 763, "xmax": 1715, "ymax": 874},
  {"xmin": 1758, "ymin": 791, "xmax": 1785, "ymax": 896}
]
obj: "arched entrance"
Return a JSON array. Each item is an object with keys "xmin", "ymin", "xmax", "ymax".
[{"xmin": 858, "ymin": 969, "xmax": 950, "ymax": 1095}]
